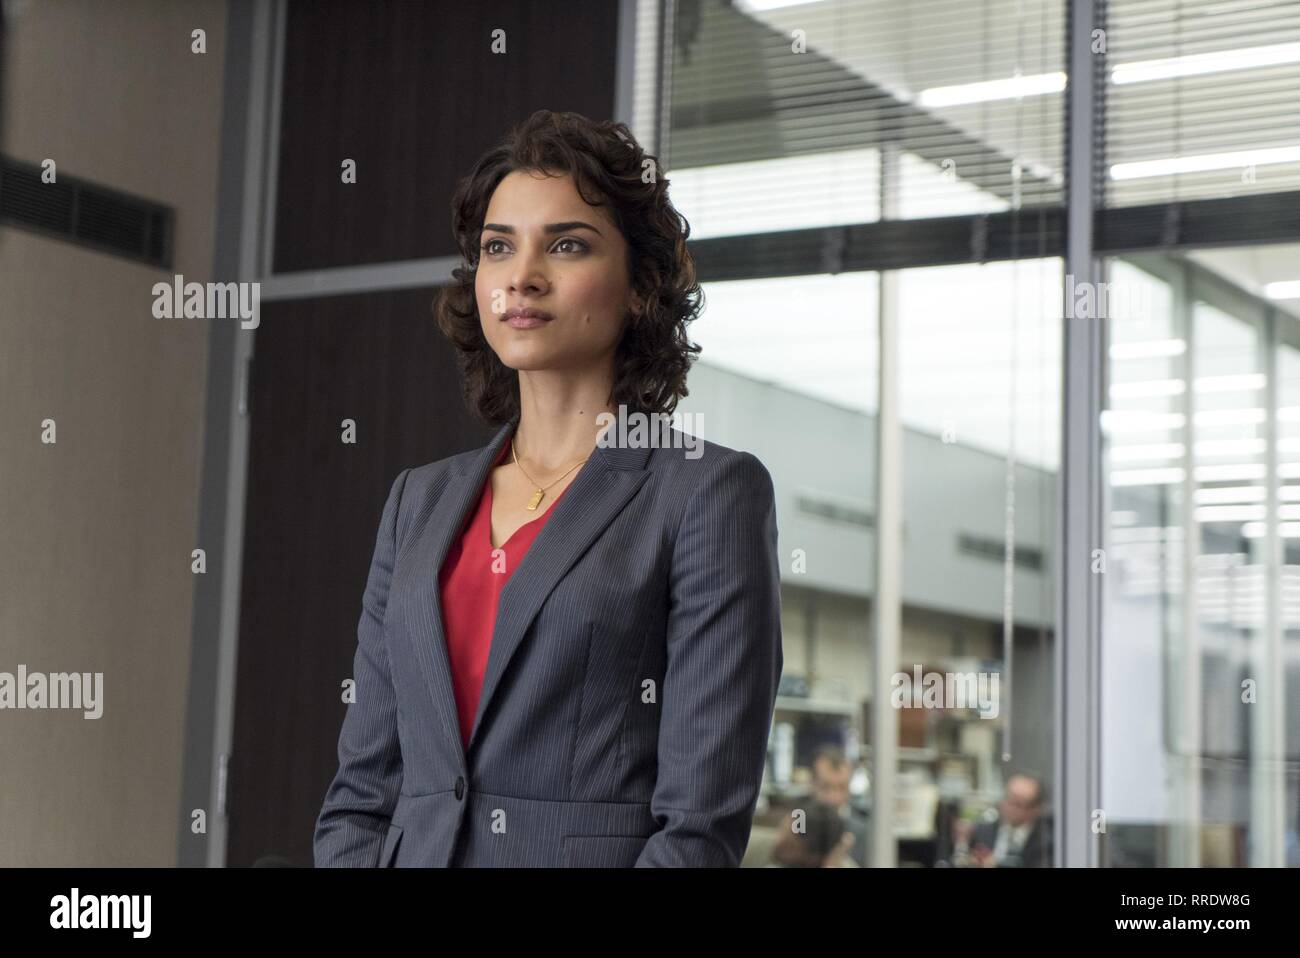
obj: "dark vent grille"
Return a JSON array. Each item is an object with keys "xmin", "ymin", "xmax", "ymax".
[
  {"xmin": 957, "ymin": 533, "xmax": 1044, "ymax": 572},
  {"xmin": 795, "ymin": 493, "xmax": 873, "ymax": 530},
  {"xmin": 0, "ymin": 155, "xmax": 172, "ymax": 267}
]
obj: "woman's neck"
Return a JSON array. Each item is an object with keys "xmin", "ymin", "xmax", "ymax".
[{"xmin": 512, "ymin": 371, "xmax": 617, "ymax": 474}]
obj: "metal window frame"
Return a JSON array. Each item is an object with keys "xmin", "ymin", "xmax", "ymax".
[
  {"xmin": 1056, "ymin": 0, "xmax": 1103, "ymax": 870},
  {"xmin": 870, "ymin": 142, "xmax": 902, "ymax": 868},
  {"xmin": 181, "ymin": 0, "xmax": 283, "ymax": 867}
]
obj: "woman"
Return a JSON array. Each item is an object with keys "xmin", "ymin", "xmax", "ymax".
[{"xmin": 314, "ymin": 110, "xmax": 783, "ymax": 868}]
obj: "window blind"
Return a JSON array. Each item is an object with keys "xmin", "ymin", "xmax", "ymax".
[
  {"xmin": 1101, "ymin": 0, "xmax": 1300, "ymax": 208},
  {"xmin": 642, "ymin": 0, "xmax": 1065, "ymax": 249}
]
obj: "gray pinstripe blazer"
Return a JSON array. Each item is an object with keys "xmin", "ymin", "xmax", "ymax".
[{"xmin": 313, "ymin": 414, "xmax": 783, "ymax": 867}]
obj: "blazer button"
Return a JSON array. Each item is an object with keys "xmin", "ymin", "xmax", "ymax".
[{"xmin": 455, "ymin": 776, "xmax": 465, "ymax": 800}]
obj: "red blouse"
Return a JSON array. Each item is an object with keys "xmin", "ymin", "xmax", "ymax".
[{"xmin": 437, "ymin": 438, "xmax": 571, "ymax": 751}]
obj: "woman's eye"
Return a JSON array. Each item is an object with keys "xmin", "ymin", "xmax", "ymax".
[{"xmin": 479, "ymin": 237, "xmax": 588, "ymax": 256}]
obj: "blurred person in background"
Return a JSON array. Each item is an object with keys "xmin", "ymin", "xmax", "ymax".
[
  {"xmin": 961, "ymin": 773, "xmax": 1052, "ymax": 868},
  {"xmin": 771, "ymin": 745, "xmax": 867, "ymax": 867}
]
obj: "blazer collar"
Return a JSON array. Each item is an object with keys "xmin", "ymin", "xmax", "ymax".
[{"xmin": 397, "ymin": 414, "xmax": 653, "ymax": 775}]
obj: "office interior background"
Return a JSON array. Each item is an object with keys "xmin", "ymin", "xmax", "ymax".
[{"xmin": 1, "ymin": 0, "xmax": 1298, "ymax": 867}]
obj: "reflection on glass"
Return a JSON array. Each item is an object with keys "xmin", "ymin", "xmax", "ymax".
[
  {"xmin": 1103, "ymin": 253, "xmax": 1298, "ymax": 866},
  {"xmin": 661, "ymin": 0, "xmax": 1065, "ymax": 867},
  {"xmin": 1102, "ymin": 258, "xmax": 1181, "ymax": 865},
  {"xmin": 1281, "ymin": 340, "xmax": 1300, "ymax": 868},
  {"xmin": 894, "ymin": 259, "xmax": 1061, "ymax": 867},
  {"xmin": 680, "ymin": 261, "xmax": 1061, "ymax": 867}
]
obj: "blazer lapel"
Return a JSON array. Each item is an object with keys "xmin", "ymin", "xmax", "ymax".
[
  {"xmin": 398, "ymin": 414, "xmax": 654, "ymax": 770},
  {"xmin": 466, "ymin": 420, "xmax": 653, "ymax": 753},
  {"xmin": 398, "ymin": 418, "xmax": 515, "ymax": 775}
]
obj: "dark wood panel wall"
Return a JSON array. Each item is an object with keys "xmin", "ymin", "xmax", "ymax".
[
  {"xmin": 228, "ymin": 288, "xmax": 491, "ymax": 867},
  {"xmin": 273, "ymin": 0, "xmax": 621, "ymax": 272}
]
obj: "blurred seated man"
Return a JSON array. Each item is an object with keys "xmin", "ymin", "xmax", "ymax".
[
  {"xmin": 771, "ymin": 745, "xmax": 859, "ymax": 867},
  {"xmin": 965, "ymin": 773, "xmax": 1052, "ymax": 867}
]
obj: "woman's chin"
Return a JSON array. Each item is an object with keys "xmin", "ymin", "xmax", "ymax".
[{"xmin": 495, "ymin": 349, "xmax": 563, "ymax": 372}]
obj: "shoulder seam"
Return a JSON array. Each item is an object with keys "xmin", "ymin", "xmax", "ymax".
[
  {"xmin": 668, "ymin": 446, "xmax": 738, "ymax": 548},
  {"xmin": 393, "ymin": 467, "xmax": 412, "ymax": 555}
]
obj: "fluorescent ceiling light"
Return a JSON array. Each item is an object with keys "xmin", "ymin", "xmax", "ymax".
[
  {"xmin": 1201, "ymin": 486, "xmax": 1300, "ymax": 505},
  {"xmin": 1243, "ymin": 521, "xmax": 1300, "ymax": 539},
  {"xmin": 1196, "ymin": 505, "xmax": 1266, "ymax": 522},
  {"xmin": 1110, "ymin": 467, "xmax": 1185, "ymax": 486},
  {"xmin": 736, "ymin": 0, "xmax": 825, "ymax": 10},
  {"xmin": 1264, "ymin": 280, "xmax": 1300, "ymax": 299},
  {"xmin": 1199, "ymin": 463, "xmax": 1266, "ymax": 481},
  {"xmin": 1195, "ymin": 373, "xmax": 1267, "ymax": 393},
  {"xmin": 1110, "ymin": 146, "xmax": 1300, "ymax": 180},
  {"xmin": 1195, "ymin": 438, "xmax": 1267, "ymax": 457},
  {"xmin": 1111, "ymin": 42, "xmax": 1300, "ymax": 85},
  {"xmin": 1101, "ymin": 410, "xmax": 1186, "ymax": 433},
  {"xmin": 1110, "ymin": 379, "xmax": 1186, "ymax": 399},
  {"xmin": 1195, "ymin": 486, "xmax": 1265, "ymax": 504},
  {"xmin": 1109, "ymin": 442, "xmax": 1186, "ymax": 462},
  {"xmin": 917, "ymin": 72, "xmax": 1066, "ymax": 107},
  {"xmin": 915, "ymin": 42, "xmax": 1300, "ymax": 111},
  {"xmin": 1109, "ymin": 338, "xmax": 1186, "ymax": 360},
  {"xmin": 1195, "ymin": 408, "xmax": 1264, "ymax": 427}
]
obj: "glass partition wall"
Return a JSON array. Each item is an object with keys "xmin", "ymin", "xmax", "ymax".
[
  {"xmin": 1103, "ymin": 250, "xmax": 1300, "ymax": 866},
  {"xmin": 645, "ymin": 0, "xmax": 1300, "ymax": 866}
]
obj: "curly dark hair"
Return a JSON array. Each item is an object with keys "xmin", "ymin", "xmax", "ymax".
[{"xmin": 433, "ymin": 109, "xmax": 703, "ymax": 425}]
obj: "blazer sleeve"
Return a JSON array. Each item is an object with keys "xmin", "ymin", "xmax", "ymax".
[
  {"xmin": 635, "ymin": 450, "xmax": 784, "ymax": 867},
  {"xmin": 313, "ymin": 467, "xmax": 410, "ymax": 867}
]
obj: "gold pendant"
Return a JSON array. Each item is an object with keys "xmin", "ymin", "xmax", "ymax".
[{"xmin": 526, "ymin": 488, "xmax": 544, "ymax": 511}]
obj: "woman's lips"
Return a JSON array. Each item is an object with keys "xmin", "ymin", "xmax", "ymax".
[
  {"xmin": 505, "ymin": 313, "xmax": 552, "ymax": 329},
  {"xmin": 502, "ymin": 307, "xmax": 554, "ymax": 328}
]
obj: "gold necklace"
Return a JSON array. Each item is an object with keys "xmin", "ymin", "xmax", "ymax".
[{"xmin": 511, "ymin": 439, "xmax": 587, "ymax": 510}]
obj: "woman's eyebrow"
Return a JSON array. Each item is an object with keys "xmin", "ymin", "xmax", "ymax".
[{"xmin": 481, "ymin": 221, "xmax": 604, "ymax": 236}]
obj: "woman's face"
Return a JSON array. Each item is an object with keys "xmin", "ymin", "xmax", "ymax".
[{"xmin": 475, "ymin": 169, "xmax": 639, "ymax": 375}]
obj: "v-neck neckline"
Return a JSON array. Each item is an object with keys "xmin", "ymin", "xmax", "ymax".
[{"xmin": 484, "ymin": 474, "xmax": 565, "ymax": 551}]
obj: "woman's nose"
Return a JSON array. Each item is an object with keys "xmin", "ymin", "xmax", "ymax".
[{"xmin": 509, "ymin": 243, "xmax": 549, "ymax": 295}]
